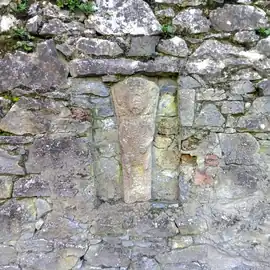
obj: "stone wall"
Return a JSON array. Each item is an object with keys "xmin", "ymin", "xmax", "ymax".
[{"xmin": 0, "ymin": 0, "xmax": 270, "ymax": 269}]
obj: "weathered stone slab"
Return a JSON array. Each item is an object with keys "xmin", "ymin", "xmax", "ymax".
[
  {"xmin": 0, "ymin": 149, "xmax": 24, "ymax": 175},
  {"xmin": 210, "ymin": 4, "xmax": 267, "ymax": 31},
  {"xmin": 112, "ymin": 77, "xmax": 159, "ymax": 203},
  {"xmin": 178, "ymin": 89, "xmax": 195, "ymax": 127},
  {"xmin": 90, "ymin": 0, "xmax": 161, "ymax": 35},
  {"xmin": 0, "ymin": 244, "xmax": 17, "ymax": 266},
  {"xmin": 157, "ymin": 37, "xmax": 189, "ymax": 57},
  {"xmin": 257, "ymin": 79, "xmax": 270, "ymax": 96},
  {"xmin": 0, "ymin": 176, "xmax": 13, "ymax": 199}
]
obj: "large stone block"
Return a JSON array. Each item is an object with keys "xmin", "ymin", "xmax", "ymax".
[{"xmin": 112, "ymin": 77, "xmax": 159, "ymax": 203}]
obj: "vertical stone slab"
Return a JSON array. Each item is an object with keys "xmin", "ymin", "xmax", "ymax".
[{"xmin": 112, "ymin": 77, "xmax": 159, "ymax": 203}]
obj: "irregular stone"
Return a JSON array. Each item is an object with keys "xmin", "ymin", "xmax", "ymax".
[
  {"xmin": 157, "ymin": 116, "xmax": 179, "ymax": 135},
  {"xmin": 0, "ymin": 176, "xmax": 13, "ymax": 199},
  {"xmin": 178, "ymin": 89, "xmax": 195, "ymax": 127},
  {"xmin": 0, "ymin": 244, "xmax": 17, "ymax": 265},
  {"xmin": 157, "ymin": 94, "xmax": 177, "ymax": 117},
  {"xmin": 0, "ymin": 149, "xmax": 24, "ymax": 175},
  {"xmin": 130, "ymin": 257, "xmax": 161, "ymax": 270},
  {"xmin": 221, "ymin": 101, "xmax": 245, "ymax": 114},
  {"xmin": 90, "ymin": 0, "xmax": 161, "ymax": 35},
  {"xmin": 170, "ymin": 235, "xmax": 193, "ymax": 249},
  {"xmin": 178, "ymin": 76, "xmax": 205, "ymax": 89},
  {"xmin": 0, "ymin": 0, "xmax": 11, "ymax": 7},
  {"xmin": 0, "ymin": 14, "xmax": 17, "ymax": 33},
  {"xmin": 16, "ymin": 239, "xmax": 53, "ymax": 253},
  {"xmin": 69, "ymin": 78, "xmax": 109, "ymax": 97},
  {"xmin": 219, "ymin": 133, "xmax": 259, "ymax": 165},
  {"xmin": 237, "ymin": 114, "xmax": 270, "ymax": 132},
  {"xmin": 26, "ymin": 15, "xmax": 42, "ymax": 34},
  {"xmin": 112, "ymin": 77, "xmax": 159, "ymax": 203},
  {"xmin": 210, "ymin": 5, "xmax": 267, "ymax": 31},
  {"xmin": 256, "ymin": 36, "xmax": 270, "ymax": 57},
  {"xmin": 70, "ymin": 58, "xmax": 141, "ymax": 76},
  {"xmin": 128, "ymin": 36, "xmax": 160, "ymax": 56},
  {"xmin": 90, "ymin": 96, "xmax": 114, "ymax": 118},
  {"xmin": 251, "ymin": 97, "xmax": 270, "ymax": 114},
  {"xmin": 175, "ymin": 216, "xmax": 208, "ymax": 235},
  {"xmin": 40, "ymin": 18, "xmax": 67, "ymax": 36},
  {"xmin": 233, "ymin": 31, "xmax": 259, "ymax": 44},
  {"xmin": 13, "ymin": 175, "xmax": 50, "ymax": 197},
  {"xmin": 173, "ymin": 8, "xmax": 210, "ymax": 34},
  {"xmin": 257, "ymin": 79, "xmax": 270, "ymax": 96},
  {"xmin": 76, "ymin": 37, "xmax": 123, "ymax": 56},
  {"xmin": 196, "ymin": 88, "xmax": 226, "ymax": 101},
  {"xmin": 158, "ymin": 78, "xmax": 178, "ymax": 94},
  {"xmin": 35, "ymin": 198, "xmax": 52, "ymax": 219},
  {"xmin": 0, "ymin": 136, "xmax": 33, "ymax": 145},
  {"xmin": 0, "ymin": 39, "xmax": 68, "ymax": 92},
  {"xmin": 102, "ymin": 75, "xmax": 120, "ymax": 83},
  {"xmin": 195, "ymin": 104, "xmax": 225, "ymax": 127},
  {"xmin": 157, "ymin": 37, "xmax": 189, "ymax": 57},
  {"xmin": 155, "ymin": 8, "xmax": 175, "ymax": 18},
  {"xmin": 230, "ymin": 80, "xmax": 255, "ymax": 95},
  {"xmin": 56, "ymin": 42, "xmax": 74, "ymax": 57}
]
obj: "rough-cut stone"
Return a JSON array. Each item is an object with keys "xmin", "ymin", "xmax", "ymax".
[
  {"xmin": 219, "ymin": 133, "xmax": 259, "ymax": 165},
  {"xmin": 26, "ymin": 15, "xmax": 42, "ymax": 34},
  {"xmin": 112, "ymin": 77, "xmax": 159, "ymax": 203},
  {"xmin": 0, "ymin": 149, "xmax": 24, "ymax": 175},
  {"xmin": 256, "ymin": 36, "xmax": 270, "ymax": 57},
  {"xmin": 128, "ymin": 36, "xmax": 160, "ymax": 56},
  {"xmin": 40, "ymin": 18, "xmax": 67, "ymax": 36},
  {"xmin": 157, "ymin": 37, "xmax": 189, "ymax": 57},
  {"xmin": 196, "ymin": 88, "xmax": 226, "ymax": 101},
  {"xmin": 221, "ymin": 101, "xmax": 245, "ymax": 114},
  {"xmin": 195, "ymin": 104, "xmax": 225, "ymax": 127},
  {"xmin": 0, "ymin": 245, "xmax": 17, "ymax": 265},
  {"xmin": 251, "ymin": 97, "xmax": 270, "ymax": 114},
  {"xmin": 0, "ymin": 14, "xmax": 17, "ymax": 33},
  {"xmin": 170, "ymin": 235, "xmax": 193, "ymax": 249},
  {"xmin": 210, "ymin": 5, "xmax": 268, "ymax": 31},
  {"xmin": 178, "ymin": 89, "xmax": 195, "ymax": 127},
  {"xmin": 0, "ymin": 40, "xmax": 68, "ymax": 92},
  {"xmin": 90, "ymin": 0, "xmax": 161, "ymax": 35},
  {"xmin": 230, "ymin": 80, "xmax": 255, "ymax": 95},
  {"xmin": 233, "ymin": 31, "xmax": 259, "ymax": 44},
  {"xmin": 130, "ymin": 257, "xmax": 161, "ymax": 270},
  {"xmin": 155, "ymin": 8, "xmax": 175, "ymax": 18},
  {"xmin": 257, "ymin": 79, "xmax": 270, "ymax": 96},
  {"xmin": 76, "ymin": 37, "xmax": 123, "ymax": 56},
  {"xmin": 144, "ymin": 57, "xmax": 185, "ymax": 73},
  {"xmin": 0, "ymin": 176, "xmax": 13, "ymax": 199},
  {"xmin": 35, "ymin": 198, "xmax": 51, "ymax": 219},
  {"xmin": 173, "ymin": 8, "xmax": 210, "ymax": 34},
  {"xmin": 13, "ymin": 175, "xmax": 51, "ymax": 197}
]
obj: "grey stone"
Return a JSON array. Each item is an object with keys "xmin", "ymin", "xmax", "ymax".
[
  {"xmin": 26, "ymin": 15, "xmax": 42, "ymax": 34},
  {"xmin": 16, "ymin": 239, "xmax": 53, "ymax": 253},
  {"xmin": 130, "ymin": 257, "xmax": 161, "ymax": 270},
  {"xmin": 13, "ymin": 175, "xmax": 51, "ymax": 197},
  {"xmin": 257, "ymin": 79, "xmax": 270, "ymax": 96},
  {"xmin": 256, "ymin": 36, "xmax": 270, "ymax": 57},
  {"xmin": 170, "ymin": 235, "xmax": 193, "ymax": 249},
  {"xmin": 112, "ymin": 77, "xmax": 159, "ymax": 203},
  {"xmin": 178, "ymin": 89, "xmax": 195, "ymax": 127},
  {"xmin": 210, "ymin": 4, "xmax": 268, "ymax": 31},
  {"xmin": 173, "ymin": 8, "xmax": 210, "ymax": 34},
  {"xmin": 69, "ymin": 78, "xmax": 109, "ymax": 97},
  {"xmin": 221, "ymin": 101, "xmax": 245, "ymax": 114},
  {"xmin": 175, "ymin": 216, "xmax": 208, "ymax": 235},
  {"xmin": 0, "ymin": 245, "xmax": 17, "ymax": 265},
  {"xmin": 0, "ymin": 176, "xmax": 13, "ymax": 199},
  {"xmin": 230, "ymin": 80, "xmax": 255, "ymax": 95},
  {"xmin": 69, "ymin": 58, "xmax": 142, "ymax": 76},
  {"xmin": 0, "ymin": 14, "xmax": 17, "ymax": 33},
  {"xmin": 251, "ymin": 97, "xmax": 270, "ymax": 114},
  {"xmin": 157, "ymin": 37, "xmax": 189, "ymax": 57},
  {"xmin": 56, "ymin": 43, "xmax": 75, "ymax": 57},
  {"xmin": 127, "ymin": 36, "xmax": 160, "ymax": 57},
  {"xmin": 0, "ymin": 0, "xmax": 11, "ymax": 7},
  {"xmin": 196, "ymin": 88, "xmax": 226, "ymax": 101},
  {"xmin": 0, "ymin": 39, "xmax": 68, "ymax": 92},
  {"xmin": 91, "ymin": 96, "xmax": 114, "ymax": 118},
  {"xmin": 195, "ymin": 104, "xmax": 225, "ymax": 127},
  {"xmin": 0, "ymin": 136, "xmax": 33, "ymax": 145},
  {"xmin": 91, "ymin": 0, "xmax": 161, "ymax": 35},
  {"xmin": 237, "ymin": 114, "xmax": 270, "ymax": 132},
  {"xmin": 40, "ymin": 18, "xmax": 67, "ymax": 36},
  {"xmin": 178, "ymin": 76, "xmax": 204, "ymax": 89},
  {"xmin": 219, "ymin": 133, "xmax": 259, "ymax": 165},
  {"xmin": 35, "ymin": 198, "xmax": 52, "ymax": 219},
  {"xmin": 76, "ymin": 38, "xmax": 123, "ymax": 56},
  {"xmin": 157, "ymin": 116, "xmax": 179, "ymax": 135},
  {"xmin": 0, "ymin": 149, "xmax": 24, "ymax": 175},
  {"xmin": 233, "ymin": 31, "xmax": 259, "ymax": 44},
  {"xmin": 155, "ymin": 8, "xmax": 175, "ymax": 18},
  {"xmin": 144, "ymin": 57, "xmax": 185, "ymax": 73},
  {"xmin": 102, "ymin": 75, "xmax": 120, "ymax": 83}
]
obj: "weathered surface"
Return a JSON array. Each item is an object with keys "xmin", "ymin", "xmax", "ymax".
[
  {"xmin": 112, "ymin": 77, "xmax": 159, "ymax": 203},
  {"xmin": 157, "ymin": 37, "xmax": 189, "ymax": 57}
]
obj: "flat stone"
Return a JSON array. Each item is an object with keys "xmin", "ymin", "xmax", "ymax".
[
  {"xmin": 26, "ymin": 15, "xmax": 42, "ymax": 34},
  {"xmin": 128, "ymin": 36, "xmax": 160, "ymax": 56},
  {"xmin": 175, "ymin": 216, "xmax": 208, "ymax": 235},
  {"xmin": 157, "ymin": 93, "xmax": 177, "ymax": 117},
  {"xmin": 178, "ymin": 76, "xmax": 205, "ymax": 89},
  {"xmin": 157, "ymin": 37, "xmax": 189, "ymax": 57},
  {"xmin": 196, "ymin": 88, "xmax": 226, "ymax": 101},
  {"xmin": 257, "ymin": 79, "xmax": 270, "ymax": 96},
  {"xmin": 0, "ymin": 149, "xmax": 24, "ymax": 175},
  {"xmin": 0, "ymin": 14, "xmax": 17, "ymax": 33},
  {"xmin": 16, "ymin": 239, "xmax": 53, "ymax": 253},
  {"xmin": 0, "ymin": 176, "xmax": 13, "ymax": 199},
  {"xmin": 233, "ymin": 31, "xmax": 259, "ymax": 44},
  {"xmin": 0, "ymin": 244, "xmax": 17, "ymax": 265},
  {"xmin": 36, "ymin": 198, "xmax": 52, "ymax": 219},
  {"xmin": 221, "ymin": 101, "xmax": 245, "ymax": 114},
  {"xmin": 40, "ymin": 18, "xmax": 67, "ymax": 36},
  {"xmin": 90, "ymin": 0, "xmax": 161, "ymax": 35},
  {"xmin": 112, "ymin": 77, "xmax": 159, "ymax": 203},
  {"xmin": 173, "ymin": 8, "xmax": 210, "ymax": 34},
  {"xmin": 13, "ymin": 175, "xmax": 51, "ymax": 197},
  {"xmin": 256, "ymin": 36, "xmax": 270, "ymax": 57},
  {"xmin": 219, "ymin": 133, "xmax": 259, "ymax": 165},
  {"xmin": 210, "ymin": 4, "xmax": 267, "ymax": 31},
  {"xmin": 0, "ymin": 39, "xmax": 68, "ymax": 92},
  {"xmin": 230, "ymin": 80, "xmax": 255, "ymax": 95},
  {"xmin": 157, "ymin": 116, "xmax": 179, "ymax": 135},
  {"xmin": 130, "ymin": 257, "xmax": 161, "ymax": 270},
  {"xmin": 155, "ymin": 8, "xmax": 175, "ymax": 18},
  {"xmin": 170, "ymin": 235, "xmax": 193, "ymax": 249},
  {"xmin": 0, "ymin": 136, "xmax": 33, "ymax": 145},
  {"xmin": 56, "ymin": 42, "xmax": 74, "ymax": 57},
  {"xmin": 251, "ymin": 97, "xmax": 270, "ymax": 114},
  {"xmin": 237, "ymin": 114, "xmax": 270, "ymax": 132},
  {"xmin": 144, "ymin": 57, "xmax": 185, "ymax": 73},
  {"xmin": 76, "ymin": 37, "xmax": 123, "ymax": 56},
  {"xmin": 195, "ymin": 104, "xmax": 225, "ymax": 127},
  {"xmin": 90, "ymin": 96, "xmax": 114, "ymax": 118},
  {"xmin": 178, "ymin": 89, "xmax": 195, "ymax": 127}
]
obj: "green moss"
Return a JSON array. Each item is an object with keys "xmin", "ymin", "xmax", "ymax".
[
  {"xmin": 161, "ymin": 24, "xmax": 176, "ymax": 38},
  {"xmin": 256, "ymin": 27, "xmax": 270, "ymax": 38},
  {"xmin": 3, "ymin": 94, "xmax": 20, "ymax": 103},
  {"xmin": 0, "ymin": 130, "xmax": 13, "ymax": 136},
  {"xmin": 56, "ymin": 0, "xmax": 96, "ymax": 14}
]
